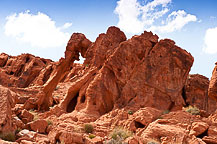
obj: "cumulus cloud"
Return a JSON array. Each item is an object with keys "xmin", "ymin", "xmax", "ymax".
[
  {"xmin": 115, "ymin": 0, "xmax": 197, "ymax": 34},
  {"xmin": 203, "ymin": 27, "xmax": 217, "ymax": 54},
  {"xmin": 149, "ymin": 10, "xmax": 197, "ymax": 33},
  {"xmin": 4, "ymin": 10, "xmax": 71, "ymax": 48}
]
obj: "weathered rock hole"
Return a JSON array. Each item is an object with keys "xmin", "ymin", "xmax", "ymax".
[
  {"xmin": 14, "ymin": 64, "xmax": 25, "ymax": 77},
  {"xmin": 25, "ymin": 56, "xmax": 30, "ymax": 63},
  {"xmin": 182, "ymin": 87, "xmax": 189, "ymax": 106},
  {"xmin": 75, "ymin": 53, "xmax": 85, "ymax": 64},
  {"xmin": 33, "ymin": 62, "xmax": 38, "ymax": 66},
  {"xmin": 9, "ymin": 71, "xmax": 14, "ymax": 75},
  {"xmin": 66, "ymin": 92, "xmax": 79, "ymax": 113},
  {"xmin": 80, "ymin": 95, "xmax": 85, "ymax": 103},
  {"xmin": 197, "ymin": 129, "xmax": 208, "ymax": 139},
  {"xmin": 134, "ymin": 121, "xmax": 146, "ymax": 129},
  {"xmin": 42, "ymin": 67, "xmax": 53, "ymax": 84},
  {"xmin": 41, "ymin": 59, "xmax": 47, "ymax": 65}
]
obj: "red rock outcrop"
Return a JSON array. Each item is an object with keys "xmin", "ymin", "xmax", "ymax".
[
  {"xmin": 185, "ymin": 74, "xmax": 217, "ymax": 114},
  {"xmin": 35, "ymin": 33, "xmax": 92, "ymax": 111},
  {"xmin": 0, "ymin": 85, "xmax": 17, "ymax": 133},
  {"xmin": 209, "ymin": 63, "xmax": 217, "ymax": 101},
  {"xmin": 59, "ymin": 27, "xmax": 193, "ymax": 123},
  {"xmin": 2, "ymin": 26, "xmax": 217, "ymax": 144},
  {"xmin": 0, "ymin": 53, "xmax": 53, "ymax": 88}
]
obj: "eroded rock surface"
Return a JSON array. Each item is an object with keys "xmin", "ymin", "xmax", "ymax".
[
  {"xmin": 0, "ymin": 85, "xmax": 17, "ymax": 132},
  {"xmin": 185, "ymin": 74, "xmax": 217, "ymax": 114},
  {"xmin": 0, "ymin": 53, "xmax": 53, "ymax": 88},
  {"xmin": 1, "ymin": 26, "xmax": 217, "ymax": 144}
]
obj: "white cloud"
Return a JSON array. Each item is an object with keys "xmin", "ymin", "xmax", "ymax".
[
  {"xmin": 4, "ymin": 10, "xmax": 72, "ymax": 48},
  {"xmin": 115, "ymin": 0, "xmax": 197, "ymax": 34},
  {"xmin": 114, "ymin": 0, "xmax": 144, "ymax": 34},
  {"xmin": 149, "ymin": 10, "xmax": 197, "ymax": 33},
  {"xmin": 203, "ymin": 27, "xmax": 217, "ymax": 54},
  {"xmin": 61, "ymin": 22, "xmax": 72, "ymax": 29}
]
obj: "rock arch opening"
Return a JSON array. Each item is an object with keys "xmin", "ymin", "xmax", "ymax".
[
  {"xmin": 74, "ymin": 53, "xmax": 85, "ymax": 64},
  {"xmin": 66, "ymin": 91, "xmax": 79, "ymax": 113},
  {"xmin": 134, "ymin": 121, "xmax": 146, "ymax": 129},
  {"xmin": 80, "ymin": 95, "xmax": 85, "ymax": 103}
]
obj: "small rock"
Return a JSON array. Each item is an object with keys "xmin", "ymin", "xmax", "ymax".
[{"xmin": 29, "ymin": 119, "xmax": 48, "ymax": 134}]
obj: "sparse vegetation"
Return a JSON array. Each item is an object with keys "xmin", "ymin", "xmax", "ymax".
[
  {"xmin": 128, "ymin": 110, "xmax": 133, "ymax": 115},
  {"xmin": 47, "ymin": 119, "xmax": 53, "ymax": 125},
  {"xmin": 84, "ymin": 123, "xmax": 94, "ymax": 133},
  {"xmin": 110, "ymin": 127, "xmax": 132, "ymax": 140},
  {"xmin": 0, "ymin": 131, "xmax": 16, "ymax": 142},
  {"xmin": 162, "ymin": 110, "xmax": 170, "ymax": 115},
  {"xmin": 89, "ymin": 134, "xmax": 96, "ymax": 139},
  {"xmin": 15, "ymin": 128, "xmax": 22, "ymax": 135},
  {"xmin": 184, "ymin": 105, "xmax": 200, "ymax": 115},
  {"xmin": 29, "ymin": 109, "xmax": 39, "ymax": 121}
]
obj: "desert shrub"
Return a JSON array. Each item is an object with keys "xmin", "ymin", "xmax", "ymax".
[
  {"xmin": 84, "ymin": 123, "xmax": 94, "ymax": 133},
  {"xmin": 110, "ymin": 127, "xmax": 132, "ymax": 140},
  {"xmin": 89, "ymin": 134, "xmax": 96, "ymax": 139},
  {"xmin": 0, "ymin": 131, "xmax": 16, "ymax": 142},
  {"xmin": 128, "ymin": 110, "xmax": 133, "ymax": 115},
  {"xmin": 15, "ymin": 128, "xmax": 22, "ymax": 134},
  {"xmin": 184, "ymin": 105, "xmax": 200, "ymax": 115},
  {"xmin": 47, "ymin": 119, "xmax": 53, "ymax": 126},
  {"xmin": 29, "ymin": 109, "xmax": 39, "ymax": 121},
  {"xmin": 162, "ymin": 110, "xmax": 170, "ymax": 115}
]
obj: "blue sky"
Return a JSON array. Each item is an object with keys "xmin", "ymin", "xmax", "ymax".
[{"xmin": 0, "ymin": 0, "xmax": 217, "ymax": 78}]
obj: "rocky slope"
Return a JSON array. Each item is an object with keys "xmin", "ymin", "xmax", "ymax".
[{"xmin": 0, "ymin": 26, "xmax": 217, "ymax": 144}]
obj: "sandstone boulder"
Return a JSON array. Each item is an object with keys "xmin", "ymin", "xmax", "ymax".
[
  {"xmin": 29, "ymin": 119, "xmax": 48, "ymax": 134},
  {"xmin": 19, "ymin": 110, "xmax": 34, "ymax": 124}
]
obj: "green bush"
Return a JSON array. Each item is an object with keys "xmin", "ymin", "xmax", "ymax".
[
  {"xmin": 0, "ymin": 131, "xmax": 16, "ymax": 142},
  {"xmin": 162, "ymin": 110, "xmax": 170, "ymax": 115},
  {"xmin": 110, "ymin": 127, "xmax": 132, "ymax": 140},
  {"xmin": 84, "ymin": 124, "xmax": 94, "ymax": 133},
  {"xmin": 184, "ymin": 105, "xmax": 200, "ymax": 115},
  {"xmin": 89, "ymin": 134, "xmax": 96, "ymax": 139},
  {"xmin": 29, "ymin": 110, "xmax": 39, "ymax": 121},
  {"xmin": 128, "ymin": 110, "xmax": 133, "ymax": 115}
]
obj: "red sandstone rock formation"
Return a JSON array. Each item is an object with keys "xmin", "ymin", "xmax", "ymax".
[
  {"xmin": 35, "ymin": 33, "xmax": 92, "ymax": 111},
  {"xmin": 0, "ymin": 53, "xmax": 53, "ymax": 88},
  {"xmin": 59, "ymin": 27, "xmax": 194, "ymax": 123},
  {"xmin": 209, "ymin": 63, "xmax": 217, "ymax": 101},
  {"xmin": 1, "ymin": 26, "xmax": 217, "ymax": 144},
  {"xmin": 185, "ymin": 74, "xmax": 217, "ymax": 114},
  {"xmin": 0, "ymin": 85, "xmax": 17, "ymax": 133}
]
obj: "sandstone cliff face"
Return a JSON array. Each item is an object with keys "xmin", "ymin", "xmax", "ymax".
[
  {"xmin": 209, "ymin": 63, "xmax": 217, "ymax": 101},
  {"xmin": 185, "ymin": 74, "xmax": 217, "ymax": 114},
  {"xmin": 0, "ymin": 26, "xmax": 217, "ymax": 144}
]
